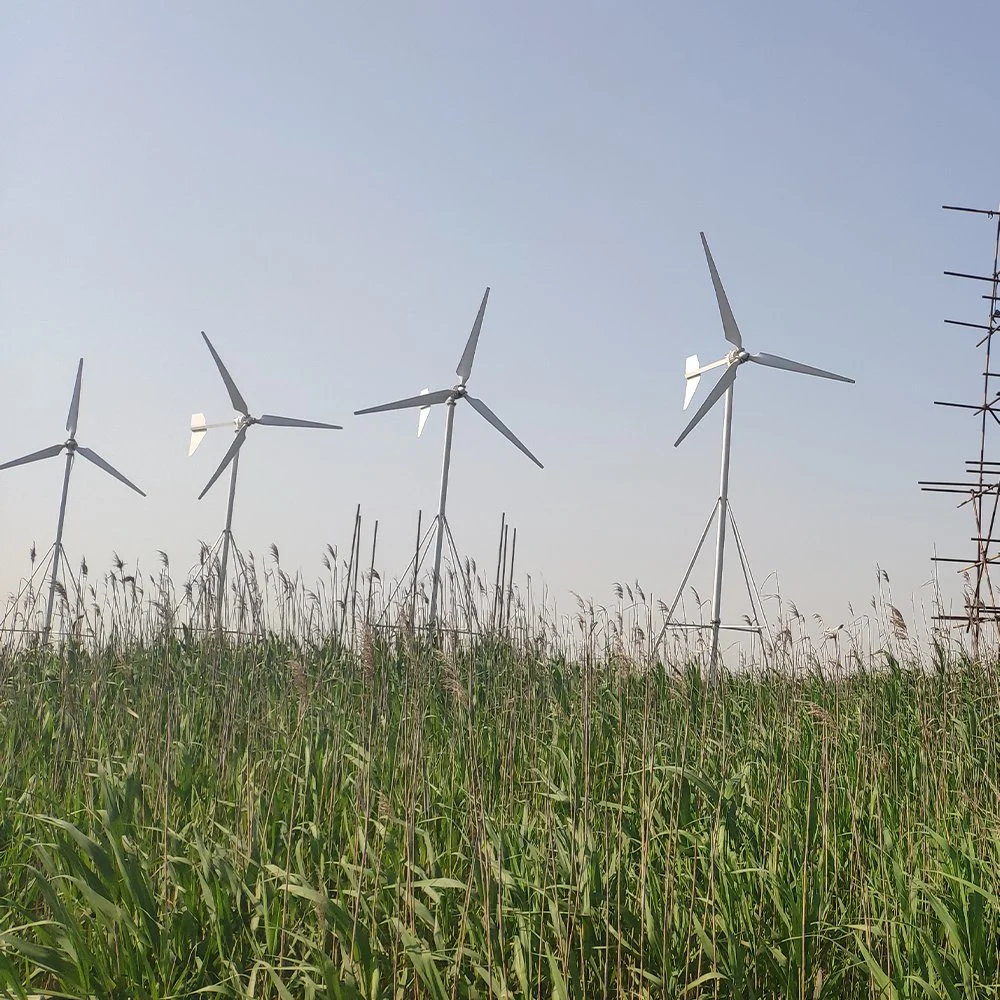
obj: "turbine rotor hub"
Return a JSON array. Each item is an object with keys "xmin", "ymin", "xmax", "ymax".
[
  {"xmin": 730, "ymin": 348, "xmax": 750, "ymax": 364},
  {"xmin": 65, "ymin": 438, "xmax": 77, "ymax": 452}
]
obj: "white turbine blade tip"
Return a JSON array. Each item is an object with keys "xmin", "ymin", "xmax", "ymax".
[{"xmin": 189, "ymin": 429, "xmax": 207, "ymax": 456}]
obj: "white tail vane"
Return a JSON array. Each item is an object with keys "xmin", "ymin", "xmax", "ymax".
[
  {"xmin": 189, "ymin": 414, "xmax": 208, "ymax": 456},
  {"xmin": 683, "ymin": 355, "xmax": 701, "ymax": 410},
  {"xmin": 189, "ymin": 413, "xmax": 235, "ymax": 456},
  {"xmin": 417, "ymin": 388, "xmax": 431, "ymax": 437}
]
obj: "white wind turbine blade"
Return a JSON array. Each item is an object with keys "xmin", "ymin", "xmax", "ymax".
[
  {"xmin": 749, "ymin": 352, "xmax": 855, "ymax": 383},
  {"xmin": 701, "ymin": 233, "xmax": 743, "ymax": 349},
  {"xmin": 417, "ymin": 388, "xmax": 431, "ymax": 437},
  {"xmin": 674, "ymin": 361, "xmax": 738, "ymax": 448},
  {"xmin": 456, "ymin": 287, "xmax": 490, "ymax": 385},
  {"xmin": 683, "ymin": 354, "xmax": 701, "ymax": 410},
  {"xmin": 257, "ymin": 414, "xmax": 343, "ymax": 429},
  {"xmin": 198, "ymin": 426, "xmax": 248, "ymax": 500},
  {"xmin": 201, "ymin": 332, "xmax": 249, "ymax": 415},
  {"xmin": 0, "ymin": 443, "xmax": 65, "ymax": 472},
  {"xmin": 66, "ymin": 359, "xmax": 84, "ymax": 436},
  {"xmin": 76, "ymin": 447, "xmax": 146, "ymax": 496},
  {"xmin": 355, "ymin": 388, "xmax": 452, "ymax": 416},
  {"xmin": 465, "ymin": 394, "xmax": 543, "ymax": 469}
]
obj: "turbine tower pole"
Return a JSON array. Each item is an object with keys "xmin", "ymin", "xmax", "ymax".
[
  {"xmin": 709, "ymin": 382, "xmax": 735, "ymax": 674},
  {"xmin": 42, "ymin": 449, "xmax": 75, "ymax": 644},
  {"xmin": 429, "ymin": 396, "xmax": 457, "ymax": 627},
  {"xmin": 216, "ymin": 448, "xmax": 240, "ymax": 636}
]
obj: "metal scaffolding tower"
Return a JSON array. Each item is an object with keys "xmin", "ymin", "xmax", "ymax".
[{"xmin": 920, "ymin": 203, "xmax": 1000, "ymax": 653}]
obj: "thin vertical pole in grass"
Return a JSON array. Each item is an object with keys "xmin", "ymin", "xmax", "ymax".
[
  {"xmin": 160, "ymin": 637, "xmax": 174, "ymax": 905},
  {"xmin": 492, "ymin": 512, "xmax": 506, "ymax": 632},
  {"xmin": 340, "ymin": 504, "xmax": 360, "ymax": 644},
  {"xmin": 498, "ymin": 523, "xmax": 509, "ymax": 635},
  {"xmin": 351, "ymin": 511, "xmax": 363, "ymax": 647},
  {"xmin": 410, "ymin": 509, "xmax": 423, "ymax": 633},
  {"xmin": 505, "ymin": 527, "xmax": 517, "ymax": 637},
  {"xmin": 365, "ymin": 519, "xmax": 379, "ymax": 627}
]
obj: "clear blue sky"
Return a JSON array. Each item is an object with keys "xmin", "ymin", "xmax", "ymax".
[{"xmin": 1, "ymin": 1, "xmax": 998, "ymax": 634}]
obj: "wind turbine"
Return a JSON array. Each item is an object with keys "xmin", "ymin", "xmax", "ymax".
[
  {"xmin": 668, "ymin": 233, "xmax": 854, "ymax": 672},
  {"xmin": 191, "ymin": 331, "xmax": 342, "ymax": 632},
  {"xmin": 0, "ymin": 359, "xmax": 145, "ymax": 641},
  {"xmin": 354, "ymin": 287, "xmax": 542, "ymax": 627}
]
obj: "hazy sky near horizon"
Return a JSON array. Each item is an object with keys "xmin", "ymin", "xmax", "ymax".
[{"xmin": 2, "ymin": 1, "xmax": 999, "ymax": 636}]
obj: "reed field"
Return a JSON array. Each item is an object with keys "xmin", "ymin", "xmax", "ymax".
[
  {"xmin": 0, "ymin": 549, "xmax": 995, "ymax": 997},
  {"xmin": 1, "ymin": 574, "xmax": 999, "ymax": 998}
]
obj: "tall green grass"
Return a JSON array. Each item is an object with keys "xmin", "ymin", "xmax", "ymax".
[{"xmin": 2, "ymin": 634, "xmax": 999, "ymax": 997}]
